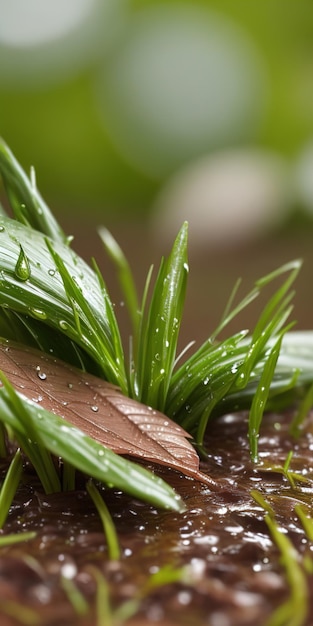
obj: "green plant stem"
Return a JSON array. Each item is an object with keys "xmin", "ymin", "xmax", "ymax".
[
  {"xmin": 86, "ymin": 480, "xmax": 120, "ymax": 561},
  {"xmin": 0, "ymin": 448, "xmax": 23, "ymax": 528}
]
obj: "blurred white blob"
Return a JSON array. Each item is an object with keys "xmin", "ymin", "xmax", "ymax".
[
  {"xmin": 152, "ymin": 150, "xmax": 290, "ymax": 249},
  {"xmin": 96, "ymin": 4, "xmax": 267, "ymax": 177},
  {"xmin": 293, "ymin": 143, "xmax": 313, "ymax": 214},
  {"xmin": 0, "ymin": 0, "xmax": 125, "ymax": 87}
]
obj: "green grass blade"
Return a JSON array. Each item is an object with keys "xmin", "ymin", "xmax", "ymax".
[
  {"xmin": 86, "ymin": 480, "xmax": 121, "ymax": 560},
  {"xmin": 98, "ymin": 227, "xmax": 140, "ymax": 341},
  {"xmin": 265, "ymin": 513, "xmax": 308, "ymax": 626},
  {"xmin": 60, "ymin": 576, "xmax": 89, "ymax": 617},
  {"xmin": 248, "ymin": 331, "xmax": 287, "ymax": 462},
  {"xmin": 136, "ymin": 222, "xmax": 189, "ymax": 410},
  {"xmin": 0, "ymin": 380, "xmax": 185, "ymax": 511},
  {"xmin": 0, "ymin": 372, "xmax": 61, "ymax": 493},
  {"xmin": 0, "ymin": 137, "xmax": 68, "ymax": 245},
  {"xmin": 0, "ymin": 531, "xmax": 37, "ymax": 548},
  {"xmin": 0, "ymin": 448, "xmax": 23, "ymax": 527},
  {"xmin": 46, "ymin": 240, "xmax": 127, "ymax": 391},
  {"xmin": 0, "ymin": 215, "xmax": 127, "ymax": 386}
]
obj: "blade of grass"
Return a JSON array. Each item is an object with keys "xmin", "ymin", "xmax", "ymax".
[
  {"xmin": 86, "ymin": 480, "xmax": 120, "ymax": 561},
  {"xmin": 98, "ymin": 227, "xmax": 140, "ymax": 341},
  {"xmin": 289, "ymin": 380, "xmax": 313, "ymax": 438},
  {"xmin": 135, "ymin": 222, "xmax": 188, "ymax": 410},
  {"xmin": 0, "ymin": 138, "xmax": 68, "ymax": 245},
  {"xmin": 0, "ymin": 448, "xmax": 23, "ymax": 527},
  {"xmin": 60, "ymin": 576, "xmax": 89, "ymax": 617},
  {"xmin": 0, "ymin": 600, "xmax": 40, "ymax": 626},
  {"xmin": 46, "ymin": 240, "xmax": 127, "ymax": 392},
  {"xmin": 251, "ymin": 490, "xmax": 309, "ymax": 626},
  {"xmin": 0, "ymin": 378, "xmax": 186, "ymax": 511},
  {"xmin": 249, "ymin": 330, "xmax": 289, "ymax": 462},
  {"xmin": 0, "ymin": 215, "xmax": 127, "ymax": 387},
  {"xmin": 0, "ymin": 531, "xmax": 37, "ymax": 547},
  {"xmin": 265, "ymin": 513, "xmax": 308, "ymax": 626},
  {"xmin": 0, "ymin": 372, "xmax": 61, "ymax": 493}
]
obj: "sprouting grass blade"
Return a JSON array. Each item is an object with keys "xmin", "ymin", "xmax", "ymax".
[
  {"xmin": 46, "ymin": 240, "xmax": 127, "ymax": 392},
  {"xmin": 0, "ymin": 378, "xmax": 185, "ymax": 511},
  {"xmin": 248, "ymin": 331, "xmax": 287, "ymax": 462},
  {"xmin": 0, "ymin": 448, "xmax": 23, "ymax": 528},
  {"xmin": 252, "ymin": 259, "xmax": 301, "ymax": 342},
  {"xmin": 60, "ymin": 577, "xmax": 89, "ymax": 617},
  {"xmin": 0, "ymin": 421, "xmax": 6, "ymax": 457},
  {"xmin": 0, "ymin": 531, "xmax": 37, "ymax": 548},
  {"xmin": 0, "ymin": 372, "xmax": 61, "ymax": 493},
  {"xmin": 135, "ymin": 222, "xmax": 188, "ymax": 410},
  {"xmin": 86, "ymin": 480, "xmax": 120, "ymax": 560},
  {"xmin": 98, "ymin": 227, "xmax": 140, "ymax": 341},
  {"xmin": 264, "ymin": 513, "xmax": 308, "ymax": 626},
  {"xmin": 289, "ymin": 380, "xmax": 313, "ymax": 438},
  {"xmin": 0, "ymin": 138, "xmax": 68, "ymax": 245}
]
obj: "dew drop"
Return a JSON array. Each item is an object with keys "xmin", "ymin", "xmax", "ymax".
[
  {"xmin": 48, "ymin": 269, "xmax": 56, "ymax": 277},
  {"xmin": 91, "ymin": 405, "xmax": 99, "ymax": 413},
  {"xmin": 0, "ymin": 225, "xmax": 5, "ymax": 233},
  {"xmin": 59, "ymin": 320, "xmax": 69, "ymax": 331},
  {"xmin": 30, "ymin": 308, "xmax": 47, "ymax": 320},
  {"xmin": 15, "ymin": 245, "xmax": 31, "ymax": 281},
  {"xmin": 37, "ymin": 371, "xmax": 47, "ymax": 381}
]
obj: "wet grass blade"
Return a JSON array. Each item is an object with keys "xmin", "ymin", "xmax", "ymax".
[
  {"xmin": 0, "ymin": 377, "xmax": 185, "ymax": 511},
  {"xmin": 0, "ymin": 372, "xmax": 61, "ymax": 493},
  {"xmin": 0, "ymin": 448, "xmax": 23, "ymax": 527},
  {"xmin": 99, "ymin": 227, "xmax": 140, "ymax": 341},
  {"xmin": 86, "ymin": 480, "xmax": 120, "ymax": 560},
  {"xmin": 0, "ymin": 531, "xmax": 37, "ymax": 548},
  {"xmin": 135, "ymin": 222, "xmax": 188, "ymax": 410},
  {"xmin": 0, "ymin": 138, "xmax": 68, "ymax": 245},
  {"xmin": 0, "ymin": 216, "xmax": 127, "ymax": 388}
]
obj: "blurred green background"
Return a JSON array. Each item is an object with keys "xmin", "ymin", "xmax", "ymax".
[
  {"xmin": 0, "ymin": 0, "xmax": 313, "ymax": 339},
  {"xmin": 0, "ymin": 1, "xmax": 312, "ymax": 225}
]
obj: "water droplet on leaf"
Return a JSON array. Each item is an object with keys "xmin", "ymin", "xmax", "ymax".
[
  {"xmin": 15, "ymin": 245, "xmax": 31, "ymax": 281},
  {"xmin": 30, "ymin": 308, "xmax": 47, "ymax": 320}
]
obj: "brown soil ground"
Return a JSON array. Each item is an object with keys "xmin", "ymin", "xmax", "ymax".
[{"xmin": 1, "ymin": 408, "xmax": 313, "ymax": 626}]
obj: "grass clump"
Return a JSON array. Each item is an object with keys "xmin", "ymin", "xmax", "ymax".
[{"xmin": 0, "ymin": 139, "xmax": 313, "ymax": 510}]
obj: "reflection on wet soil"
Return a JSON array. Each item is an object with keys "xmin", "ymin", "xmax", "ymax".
[{"xmin": 1, "ymin": 410, "xmax": 313, "ymax": 625}]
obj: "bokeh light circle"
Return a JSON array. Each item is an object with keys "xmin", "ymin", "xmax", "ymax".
[
  {"xmin": 96, "ymin": 4, "xmax": 267, "ymax": 177},
  {"xmin": 0, "ymin": 0, "xmax": 125, "ymax": 87}
]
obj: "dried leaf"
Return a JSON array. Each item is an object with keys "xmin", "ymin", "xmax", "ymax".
[{"xmin": 0, "ymin": 339, "xmax": 213, "ymax": 485}]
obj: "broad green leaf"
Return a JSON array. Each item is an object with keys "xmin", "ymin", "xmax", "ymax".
[{"xmin": 0, "ymin": 215, "xmax": 127, "ymax": 391}]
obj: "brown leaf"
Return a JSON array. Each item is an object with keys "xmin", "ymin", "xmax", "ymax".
[{"xmin": 0, "ymin": 339, "xmax": 216, "ymax": 486}]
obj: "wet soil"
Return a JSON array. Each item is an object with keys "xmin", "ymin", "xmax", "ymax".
[{"xmin": 1, "ymin": 409, "xmax": 313, "ymax": 626}]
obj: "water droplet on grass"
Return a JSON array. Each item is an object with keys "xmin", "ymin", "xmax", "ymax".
[
  {"xmin": 15, "ymin": 245, "xmax": 31, "ymax": 281},
  {"xmin": 91, "ymin": 405, "xmax": 99, "ymax": 413},
  {"xmin": 59, "ymin": 320, "xmax": 69, "ymax": 331},
  {"xmin": 0, "ymin": 226, "xmax": 5, "ymax": 233},
  {"xmin": 37, "ymin": 371, "xmax": 47, "ymax": 381},
  {"xmin": 30, "ymin": 308, "xmax": 47, "ymax": 320}
]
